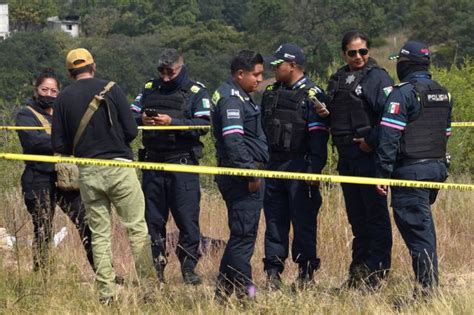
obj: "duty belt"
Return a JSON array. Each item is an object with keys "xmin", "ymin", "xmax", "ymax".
[
  {"xmin": 219, "ymin": 159, "xmax": 266, "ymax": 170},
  {"xmin": 398, "ymin": 158, "xmax": 445, "ymax": 167},
  {"xmin": 144, "ymin": 150, "xmax": 191, "ymax": 163},
  {"xmin": 270, "ymin": 151, "xmax": 307, "ymax": 162},
  {"xmin": 332, "ymin": 135, "xmax": 355, "ymax": 146}
]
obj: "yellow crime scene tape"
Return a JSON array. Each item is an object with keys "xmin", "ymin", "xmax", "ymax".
[
  {"xmin": 1, "ymin": 153, "xmax": 473, "ymax": 192},
  {"xmin": 0, "ymin": 125, "xmax": 211, "ymax": 131},
  {"xmin": 2, "ymin": 123, "xmax": 472, "ymax": 131},
  {"xmin": 450, "ymin": 122, "xmax": 474, "ymax": 127}
]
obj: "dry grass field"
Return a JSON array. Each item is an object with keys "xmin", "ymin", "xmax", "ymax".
[{"xmin": 0, "ymin": 168, "xmax": 473, "ymax": 314}]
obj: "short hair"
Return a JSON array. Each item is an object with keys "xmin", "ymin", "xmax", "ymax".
[
  {"xmin": 341, "ymin": 30, "xmax": 371, "ymax": 52},
  {"xmin": 158, "ymin": 48, "xmax": 183, "ymax": 67},
  {"xmin": 35, "ymin": 68, "xmax": 60, "ymax": 89},
  {"xmin": 68, "ymin": 64, "xmax": 94, "ymax": 79},
  {"xmin": 230, "ymin": 50, "xmax": 264, "ymax": 75}
]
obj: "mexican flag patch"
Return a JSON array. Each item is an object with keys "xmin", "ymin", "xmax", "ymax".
[{"xmin": 388, "ymin": 102, "xmax": 400, "ymax": 114}]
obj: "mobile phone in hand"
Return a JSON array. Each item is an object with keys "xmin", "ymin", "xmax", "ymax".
[{"xmin": 144, "ymin": 108, "xmax": 159, "ymax": 117}]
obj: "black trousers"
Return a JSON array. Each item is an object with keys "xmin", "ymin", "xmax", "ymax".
[
  {"xmin": 263, "ymin": 159, "xmax": 322, "ymax": 275},
  {"xmin": 143, "ymin": 157, "xmax": 201, "ymax": 273},
  {"xmin": 338, "ymin": 154, "xmax": 392, "ymax": 281},
  {"xmin": 391, "ymin": 161, "xmax": 447, "ymax": 290},
  {"xmin": 215, "ymin": 175, "xmax": 263, "ymax": 291},
  {"xmin": 21, "ymin": 167, "xmax": 94, "ymax": 271}
]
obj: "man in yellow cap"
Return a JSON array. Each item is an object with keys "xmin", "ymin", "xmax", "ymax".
[{"xmin": 52, "ymin": 48, "xmax": 155, "ymax": 304}]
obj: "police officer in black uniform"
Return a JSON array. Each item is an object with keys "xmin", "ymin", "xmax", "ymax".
[
  {"xmin": 375, "ymin": 41, "xmax": 451, "ymax": 296},
  {"xmin": 211, "ymin": 50, "xmax": 268, "ymax": 300},
  {"xmin": 262, "ymin": 43, "xmax": 329, "ymax": 289},
  {"xmin": 131, "ymin": 49, "xmax": 211, "ymax": 285},
  {"xmin": 324, "ymin": 30, "xmax": 393, "ymax": 289}
]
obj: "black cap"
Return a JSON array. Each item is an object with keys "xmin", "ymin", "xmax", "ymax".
[
  {"xmin": 389, "ymin": 41, "xmax": 430, "ymax": 62},
  {"xmin": 267, "ymin": 43, "xmax": 305, "ymax": 66}
]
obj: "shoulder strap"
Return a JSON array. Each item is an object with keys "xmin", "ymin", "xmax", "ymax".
[
  {"xmin": 26, "ymin": 106, "xmax": 51, "ymax": 135},
  {"xmin": 73, "ymin": 81, "xmax": 115, "ymax": 154}
]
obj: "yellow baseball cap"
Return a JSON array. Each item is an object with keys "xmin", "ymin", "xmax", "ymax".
[{"xmin": 66, "ymin": 48, "xmax": 94, "ymax": 69}]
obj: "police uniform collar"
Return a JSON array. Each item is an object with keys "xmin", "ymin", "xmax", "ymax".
[
  {"xmin": 229, "ymin": 78, "xmax": 251, "ymax": 102},
  {"xmin": 404, "ymin": 70, "xmax": 432, "ymax": 82},
  {"xmin": 158, "ymin": 64, "xmax": 189, "ymax": 92},
  {"xmin": 290, "ymin": 75, "xmax": 308, "ymax": 90}
]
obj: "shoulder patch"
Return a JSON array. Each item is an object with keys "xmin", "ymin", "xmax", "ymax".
[
  {"xmin": 190, "ymin": 85, "xmax": 201, "ymax": 93},
  {"xmin": 383, "ymin": 86, "xmax": 393, "ymax": 97},
  {"xmin": 144, "ymin": 81, "xmax": 153, "ymax": 89},
  {"xmin": 266, "ymin": 85, "xmax": 274, "ymax": 91},
  {"xmin": 212, "ymin": 91, "xmax": 221, "ymax": 105},
  {"xmin": 387, "ymin": 102, "xmax": 401, "ymax": 114},
  {"xmin": 202, "ymin": 98, "xmax": 210, "ymax": 109}
]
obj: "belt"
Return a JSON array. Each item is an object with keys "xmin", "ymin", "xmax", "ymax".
[
  {"xmin": 270, "ymin": 151, "xmax": 307, "ymax": 162},
  {"xmin": 219, "ymin": 159, "xmax": 266, "ymax": 170},
  {"xmin": 332, "ymin": 135, "xmax": 354, "ymax": 146},
  {"xmin": 398, "ymin": 158, "xmax": 444, "ymax": 167},
  {"xmin": 145, "ymin": 150, "xmax": 191, "ymax": 163}
]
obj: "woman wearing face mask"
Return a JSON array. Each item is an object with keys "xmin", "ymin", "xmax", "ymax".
[
  {"xmin": 323, "ymin": 30, "xmax": 394, "ymax": 290},
  {"xmin": 15, "ymin": 68, "xmax": 94, "ymax": 272}
]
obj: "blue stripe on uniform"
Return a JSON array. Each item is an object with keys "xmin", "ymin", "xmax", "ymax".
[
  {"xmin": 222, "ymin": 125, "xmax": 243, "ymax": 131},
  {"xmin": 382, "ymin": 117, "xmax": 406, "ymax": 126},
  {"xmin": 194, "ymin": 110, "xmax": 210, "ymax": 116},
  {"xmin": 307, "ymin": 122, "xmax": 326, "ymax": 127}
]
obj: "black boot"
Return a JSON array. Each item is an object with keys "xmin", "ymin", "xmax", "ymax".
[
  {"xmin": 182, "ymin": 270, "xmax": 202, "ymax": 285},
  {"xmin": 293, "ymin": 260, "xmax": 319, "ymax": 291},
  {"xmin": 266, "ymin": 269, "xmax": 282, "ymax": 290}
]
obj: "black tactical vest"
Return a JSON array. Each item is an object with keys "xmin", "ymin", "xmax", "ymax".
[
  {"xmin": 328, "ymin": 64, "xmax": 375, "ymax": 143},
  {"xmin": 401, "ymin": 81, "xmax": 450, "ymax": 159},
  {"xmin": 141, "ymin": 81, "xmax": 196, "ymax": 152},
  {"xmin": 262, "ymin": 85, "xmax": 308, "ymax": 156}
]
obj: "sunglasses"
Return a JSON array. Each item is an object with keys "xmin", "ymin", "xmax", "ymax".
[
  {"xmin": 157, "ymin": 64, "xmax": 182, "ymax": 76},
  {"xmin": 346, "ymin": 48, "xmax": 369, "ymax": 57}
]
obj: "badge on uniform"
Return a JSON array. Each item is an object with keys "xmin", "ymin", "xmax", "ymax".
[
  {"xmin": 202, "ymin": 98, "xmax": 210, "ymax": 108},
  {"xmin": 388, "ymin": 102, "xmax": 400, "ymax": 114},
  {"xmin": 345, "ymin": 74, "xmax": 356, "ymax": 85},
  {"xmin": 226, "ymin": 109, "xmax": 240, "ymax": 119}
]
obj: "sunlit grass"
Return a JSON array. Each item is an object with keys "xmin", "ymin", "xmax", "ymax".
[{"xmin": 1, "ymin": 171, "xmax": 472, "ymax": 314}]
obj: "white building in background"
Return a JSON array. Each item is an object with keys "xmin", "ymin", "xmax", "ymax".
[
  {"xmin": 0, "ymin": 4, "xmax": 9, "ymax": 40},
  {"xmin": 47, "ymin": 15, "xmax": 80, "ymax": 37}
]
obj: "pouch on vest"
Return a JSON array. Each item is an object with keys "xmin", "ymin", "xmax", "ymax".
[{"xmin": 55, "ymin": 162, "xmax": 80, "ymax": 191}]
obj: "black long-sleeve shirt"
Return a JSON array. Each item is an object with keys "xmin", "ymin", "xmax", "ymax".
[
  {"xmin": 52, "ymin": 78, "xmax": 138, "ymax": 160},
  {"xmin": 16, "ymin": 99, "xmax": 55, "ymax": 172}
]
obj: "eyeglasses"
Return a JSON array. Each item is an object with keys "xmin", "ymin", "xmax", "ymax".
[
  {"xmin": 38, "ymin": 86, "xmax": 59, "ymax": 96},
  {"xmin": 346, "ymin": 48, "xmax": 369, "ymax": 57},
  {"xmin": 157, "ymin": 64, "xmax": 182, "ymax": 77}
]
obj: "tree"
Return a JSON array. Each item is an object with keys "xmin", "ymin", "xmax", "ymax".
[
  {"xmin": 8, "ymin": 0, "xmax": 58, "ymax": 31},
  {"xmin": 0, "ymin": 31, "xmax": 72, "ymax": 107}
]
